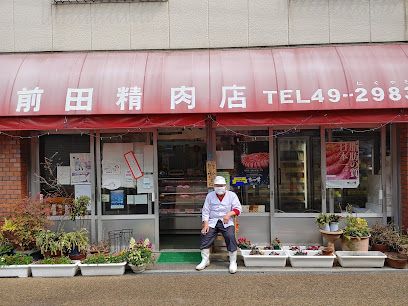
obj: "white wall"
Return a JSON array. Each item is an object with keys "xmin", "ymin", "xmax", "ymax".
[{"xmin": 0, "ymin": 0, "xmax": 406, "ymax": 53}]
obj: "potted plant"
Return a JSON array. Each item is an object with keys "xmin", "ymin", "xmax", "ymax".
[
  {"xmin": 0, "ymin": 254, "xmax": 33, "ymax": 278},
  {"xmin": 286, "ymin": 249, "xmax": 335, "ymax": 268},
  {"xmin": 79, "ymin": 252, "xmax": 127, "ymax": 276},
  {"xmin": 241, "ymin": 246, "xmax": 288, "ymax": 267},
  {"xmin": 29, "ymin": 256, "xmax": 78, "ymax": 277},
  {"xmin": 0, "ymin": 197, "xmax": 50, "ymax": 251},
  {"xmin": 35, "ymin": 230, "xmax": 63, "ymax": 257},
  {"xmin": 61, "ymin": 229, "xmax": 89, "ymax": 260},
  {"xmin": 89, "ymin": 240, "xmax": 111, "ymax": 255},
  {"xmin": 271, "ymin": 237, "xmax": 282, "ymax": 250},
  {"xmin": 315, "ymin": 213, "xmax": 330, "ymax": 231},
  {"xmin": 385, "ymin": 233, "xmax": 408, "ymax": 269},
  {"xmin": 370, "ymin": 223, "xmax": 399, "ymax": 252},
  {"xmin": 341, "ymin": 214, "xmax": 370, "ymax": 251},
  {"xmin": 237, "ymin": 237, "xmax": 251, "ymax": 250},
  {"xmin": 126, "ymin": 238, "xmax": 154, "ymax": 273},
  {"xmin": 328, "ymin": 214, "xmax": 341, "ymax": 232}
]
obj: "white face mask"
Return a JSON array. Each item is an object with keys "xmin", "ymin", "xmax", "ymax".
[{"xmin": 214, "ymin": 186, "xmax": 226, "ymax": 195}]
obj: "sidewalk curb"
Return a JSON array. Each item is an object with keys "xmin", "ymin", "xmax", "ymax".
[{"xmin": 144, "ymin": 267, "xmax": 407, "ymax": 275}]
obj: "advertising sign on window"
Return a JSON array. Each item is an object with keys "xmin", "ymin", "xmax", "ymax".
[{"xmin": 326, "ymin": 141, "xmax": 359, "ymax": 189}]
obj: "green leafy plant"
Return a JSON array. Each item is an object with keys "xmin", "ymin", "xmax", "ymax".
[
  {"xmin": 35, "ymin": 230, "xmax": 63, "ymax": 256},
  {"xmin": 370, "ymin": 223, "xmax": 400, "ymax": 247},
  {"xmin": 37, "ymin": 256, "xmax": 72, "ymax": 264},
  {"xmin": 60, "ymin": 229, "xmax": 89, "ymax": 253},
  {"xmin": 0, "ymin": 254, "xmax": 33, "ymax": 266},
  {"xmin": 343, "ymin": 215, "xmax": 370, "ymax": 240},
  {"xmin": 315, "ymin": 213, "xmax": 330, "ymax": 226},
  {"xmin": 271, "ymin": 237, "xmax": 282, "ymax": 250},
  {"xmin": 0, "ymin": 197, "xmax": 51, "ymax": 251},
  {"xmin": 237, "ymin": 237, "xmax": 252, "ymax": 249},
  {"xmin": 328, "ymin": 214, "xmax": 341, "ymax": 223},
  {"xmin": 82, "ymin": 252, "xmax": 127, "ymax": 264},
  {"xmin": 126, "ymin": 238, "xmax": 153, "ymax": 267}
]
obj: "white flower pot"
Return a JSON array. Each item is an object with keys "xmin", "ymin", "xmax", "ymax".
[
  {"xmin": 0, "ymin": 265, "xmax": 31, "ymax": 278},
  {"xmin": 129, "ymin": 264, "xmax": 146, "ymax": 273},
  {"xmin": 242, "ymin": 250, "xmax": 287, "ymax": 267},
  {"xmin": 329, "ymin": 222, "xmax": 339, "ymax": 232},
  {"xmin": 286, "ymin": 250, "xmax": 335, "ymax": 268},
  {"xmin": 29, "ymin": 263, "xmax": 78, "ymax": 278},
  {"xmin": 335, "ymin": 251, "xmax": 387, "ymax": 268},
  {"xmin": 79, "ymin": 262, "xmax": 126, "ymax": 276},
  {"xmin": 320, "ymin": 224, "xmax": 330, "ymax": 231}
]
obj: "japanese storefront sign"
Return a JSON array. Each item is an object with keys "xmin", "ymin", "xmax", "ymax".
[
  {"xmin": 326, "ymin": 141, "xmax": 359, "ymax": 189},
  {"xmin": 2, "ymin": 45, "xmax": 408, "ymax": 117}
]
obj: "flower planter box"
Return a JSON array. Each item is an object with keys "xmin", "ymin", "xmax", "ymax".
[
  {"xmin": 239, "ymin": 249, "xmax": 251, "ymax": 256},
  {"xmin": 0, "ymin": 265, "xmax": 31, "ymax": 278},
  {"xmin": 78, "ymin": 262, "xmax": 126, "ymax": 276},
  {"xmin": 286, "ymin": 250, "xmax": 335, "ymax": 268},
  {"xmin": 29, "ymin": 262, "xmax": 78, "ymax": 277},
  {"xmin": 335, "ymin": 251, "xmax": 386, "ymax": 268},
  {"xmin": 242, "ymin": 250, "xmax": 288, "ymax": 267}
]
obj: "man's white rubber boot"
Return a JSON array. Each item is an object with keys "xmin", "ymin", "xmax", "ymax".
[
  {"xmin": 196, "ymin": 249, "xmax": 210, "ymax": 271},
  {"xmin": 229, "ymin": 251, "xmax": 238, "ymax": 274}
]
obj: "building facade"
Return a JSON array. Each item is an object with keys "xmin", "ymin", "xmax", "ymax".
[{"xmin": 0, "ymin": 0, "xmax": 408, "ymax": 249}]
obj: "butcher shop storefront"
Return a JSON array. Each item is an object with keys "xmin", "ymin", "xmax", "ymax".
[{"xmin": 1, "ymin": 43, "xmax": 407, "ymax": 249}]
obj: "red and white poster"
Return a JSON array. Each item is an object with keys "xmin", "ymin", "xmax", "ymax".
[
  {"xmin": 326, "ymin": 141, "xmax": 359, "ymax": 189},
  {"xmin": 124, "ymin": 151, "xmax": 143, "ymax": 180}
]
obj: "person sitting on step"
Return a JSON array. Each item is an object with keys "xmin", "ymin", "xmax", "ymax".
[{"xmin": 196, "ymin": 175, "xmax": 242, "ymax": 274}]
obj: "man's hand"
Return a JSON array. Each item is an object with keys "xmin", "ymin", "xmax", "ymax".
[
  {"xmin": 201, "ymin": 222, "xmax": 209, "ymax": 235},
  {"xmin": 223, "ymin": 211, "xmax": 235, "ymax": 224}
]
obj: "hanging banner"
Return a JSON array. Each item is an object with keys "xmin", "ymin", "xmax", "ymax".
[{"xmin": 326, "ymin": 141, "xmax": 359, "ymax": 189}]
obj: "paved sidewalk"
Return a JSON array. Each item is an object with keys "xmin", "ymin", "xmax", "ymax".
[{"xmin": 1, "ymin": 272, "xmax": 408, "ymax": 306}]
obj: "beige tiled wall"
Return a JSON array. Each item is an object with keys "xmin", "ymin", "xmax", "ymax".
[
  {"xmin": 249, "ymin": 0, "xmax": 288, "ymax": 46},
  {"xmin": 370, "ymin": 0, "xmax": 405, "ymax": 42},
  {"xmin": 289, "ymin": 0, "xmax": 330, "ymax": 45},
  {"xmin": 0, "ymin": 0, "xmax": 406, "ymax": 53},
  {"xmin": 13, "ymin": 0, "xmax": 52, "ymax": 52},
  {"xmin": 209, "ymin": 0, "xmax": 248, "ymax": 48},
  {"xmin": 0, "ymin": 0, "xmax": 14, "ymax": 52},
  {"xmin": 169, "ymin": 0, "xmax": 209, "ymax": 49},
  {"xmin": 329, "ymin": 0, "xmax": 371, "ymax": 43}
]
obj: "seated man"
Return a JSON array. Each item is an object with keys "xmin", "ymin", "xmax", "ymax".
[{"xmin": 196, "ymin": 176, "xmax": 242, "ymax": 274}]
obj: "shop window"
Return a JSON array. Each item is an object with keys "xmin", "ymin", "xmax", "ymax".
[
  {"xmin": 328, "ymin": 130, "xmax": 383, "ymax": 214},
  {"xmin": 158, "ymin": 128, "xmax": 207, "ymax": 218},
  {"xmin": 101, "ymin": 133, "xmax": 154, "ymax": 215},
  {"xmin": 276, "ymin": 130, "xmax": 321, "ymax": 213},
  {"xmin": 39, "ymin": 134, "xmax": 91, "ymax": 216},
  {"xmin": 216, "ymin": 130, "xmax": 270, "ymax": 213}
]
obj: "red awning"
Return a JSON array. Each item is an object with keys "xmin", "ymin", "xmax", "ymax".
[{"xmin": 1, "ymin": 44, "xmax": 408, "ymax": 130}]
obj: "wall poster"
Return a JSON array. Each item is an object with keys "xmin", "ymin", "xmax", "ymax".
[
  {"xmin": 326, "ymin": 141, "xmax": 359, "ymax": 189},
  {"xmin": 70, "ymin": 153, "xmax": 91, "ymax": 184}
]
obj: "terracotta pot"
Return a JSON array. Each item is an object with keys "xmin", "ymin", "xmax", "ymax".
[
  {"xmin": 385, "ymin": 252, "xmax": 408, "ymax": 269},
  {"xmin": 371, "ymin": 243, "xmax": 390, "ymax": 252},
  {"xmin": 322, "ymin": 247, "xmax": 334, "ymax": 256},
  {"xmin": 341, "ymin": 236, "xmax": 370, "ymax": 251}
]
